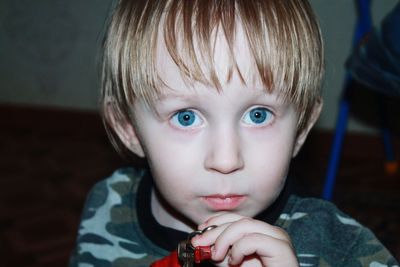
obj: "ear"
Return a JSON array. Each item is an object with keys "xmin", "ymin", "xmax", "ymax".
[
  {"xmin": 292, "ymin": 99, "xmax": 323, "ymax": 157},
  {"xmin": 105, "ymin": 103, "xmax": 146, "ymax": 158}
]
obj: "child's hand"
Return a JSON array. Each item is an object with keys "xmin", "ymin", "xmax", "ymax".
[{"xmin": 191, "ymin": 213, "xmax": 298, "ymax": 267}]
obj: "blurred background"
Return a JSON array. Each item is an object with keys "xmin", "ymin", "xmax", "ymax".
[{"xmin": 0, "ymin": 0, "xmax": 399, "ymax": 266}]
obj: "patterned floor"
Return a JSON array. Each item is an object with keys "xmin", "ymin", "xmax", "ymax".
[{"xmin": 0, "ymin": 105, "xmax": 399, "ymax": 266}]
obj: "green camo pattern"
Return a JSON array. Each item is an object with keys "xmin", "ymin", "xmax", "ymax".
[{"xmin": 69, "ymin": 168, "xmax": 399, "ymax": 267}]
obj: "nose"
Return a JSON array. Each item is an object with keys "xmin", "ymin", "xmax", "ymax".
[{"xmin": 204, "ymin": 127, "xmax": 244, "ymax": 174}]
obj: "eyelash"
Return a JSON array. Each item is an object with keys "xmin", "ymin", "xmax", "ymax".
[
  {"xmin": 170, "ymin": 109, "xmax": 203, "ymax": 129},
  {"xmin": 242, "ymin": 107, "xmax": 274, "ymax": 126},
  {"xmin": 169, "ymin": 106, "xmax": 274, "ymax": 129}
]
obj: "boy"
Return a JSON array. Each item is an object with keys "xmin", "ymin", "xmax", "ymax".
[{"xmin": 70, "ymin": 0, "xmax": 399, "ymax": 266}]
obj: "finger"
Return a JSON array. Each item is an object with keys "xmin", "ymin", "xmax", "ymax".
[
  {"xmin": 228, "ymin": 233, "xmax": 298, "ymax": 267},
  {"xmin": 216, "ymin": 218, "xmax": 291, "ymax": 247},
  {"xmin": 212, "ymin": 218, "xmax": 291, "ymax": 261},
  {"xmin": 192, "ymin": 213, "xmax": 245, "ymax": 247},
  {"xmin": 198, "ymin": 212, "xmax": 245, "ymax": 230},
  {"xmin": 191, "ymin": 222, "xmax": 230, "ymax": 247}
]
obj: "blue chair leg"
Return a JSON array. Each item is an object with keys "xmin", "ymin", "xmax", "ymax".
[
  {"xmin": 322, "ymin": 94, "xmax": 350, "ymax": 200},
  {"xmin": 382, "ymin": 128, "xmax": 398, "ymax": 175},
  {"xmin": 378, "ymin": 96, "xmax": 398, "ymax": 175},
  {"xmin": 322, "ymin": 0, "xmax": 372, "ymax": 200}
]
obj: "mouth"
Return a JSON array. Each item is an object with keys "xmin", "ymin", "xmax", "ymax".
[{"xmin": 201, "ymin": 194, "xmax": 246, "ymax": 211}]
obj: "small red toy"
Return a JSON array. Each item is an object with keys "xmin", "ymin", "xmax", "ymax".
[
  {"xmin": 151, "ymin": 226, "xmax": 216, "ymax": 266},
  {"xmin": 150, "ymin": 246, "xmax": 212, "ymax": 267}
]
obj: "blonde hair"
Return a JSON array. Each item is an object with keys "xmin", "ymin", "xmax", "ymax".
[{"xmin": 101, "ymin": 0, "xmax": 324, "ymax": 157}]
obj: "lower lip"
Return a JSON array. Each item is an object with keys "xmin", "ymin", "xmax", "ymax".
[{"xmin": 202, "ymin": 195, "xmax": 246, "ymax": 211}]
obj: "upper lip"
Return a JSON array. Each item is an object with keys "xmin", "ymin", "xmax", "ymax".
[
  {"xmin": 201, "ymin": 194, "xmax": 246, "ymax": 210},
  {"xmin": 204, "ymin": 194, "xmax": 243, "ymax": 198}
]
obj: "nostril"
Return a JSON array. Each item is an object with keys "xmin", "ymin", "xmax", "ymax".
[
  {"xmin": 204, "ymin": 129, "xmax": 244, "ymax": 173},
  {"xmin": 204, "ymin": 152, "xmax": 244, "ymax": 174}
]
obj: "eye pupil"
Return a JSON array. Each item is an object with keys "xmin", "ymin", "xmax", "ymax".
[
  {"xmin": 249, "ymin": 108, "xmax": 268, "ymax": 124},
  {"xmin": 177, "ymin": 110, "xmax": 195, "ymax": 126}
]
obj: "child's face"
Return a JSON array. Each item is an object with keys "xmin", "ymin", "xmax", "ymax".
[{"xmin": 128, "ymin": 26, "xmax": 305, "ymax": 231}]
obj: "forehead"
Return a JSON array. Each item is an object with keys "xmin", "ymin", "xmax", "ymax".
[{"xmin": 155, "ymin": 20, "xmax": 265, "ymax": 95}]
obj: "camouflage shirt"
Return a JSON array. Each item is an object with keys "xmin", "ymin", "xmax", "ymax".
[{"xmin": 69, "ymin": 168, "xmax": 399, "ymax": 267}]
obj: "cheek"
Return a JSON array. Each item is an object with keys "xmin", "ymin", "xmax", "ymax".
[
  {"xmin": 141, "ymin": 133, "xmax": 203, "ymax": 195},
  {"xmin": 244, "ymin": 129, "xmax": 296, "ymax": 196},
  {"xmin": 245, "ymin": 128, "xmax": 296, "ymax": 171},
  {"xmin": 146, "ymin": 140, "xmax": 201, "ymax": 176},
  {"xmin": 140, "ymin": 118, "xmax": 207, "ymax": 166},
  {"xmin": 147, "ymin": 150, "xmax": 194, "ymax": 209}
]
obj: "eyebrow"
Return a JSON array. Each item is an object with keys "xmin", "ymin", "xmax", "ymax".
[
  {"xmin": 154, "ymin": 87, "xmax": 207, "ymax": 103},
  {"xmin": 155, "ymin": 92, "xmax": 189, "ymax": 103},
  {"xmin": 161, "ymin": 85, "xmax": 286, "ymax": 98}
]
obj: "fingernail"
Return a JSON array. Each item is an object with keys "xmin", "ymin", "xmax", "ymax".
[
  {"xmin": 201, "ymin": 224, "xmax": 211, "ymax": 231},
  {"xmin": 190, "ymin": 235, "xmax": 200, "ymax": 246}
]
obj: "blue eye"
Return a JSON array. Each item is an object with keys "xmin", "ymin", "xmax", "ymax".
[
  {"xmin": 171, "ymin": 110, "xmax": 202, "ymax": 128},
  {"xmin": 243, "ymin": 107, "xmax": 272, "ymax": 125}
]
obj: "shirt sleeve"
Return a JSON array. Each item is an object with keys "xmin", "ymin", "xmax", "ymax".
[
  {"xmin": 68, "ymin": 168, "xmax": 159, "ymax": 267},
  {"xmin": 277, "ymin": 196, "xmax": 399, "ymax": 267},
  {"xmin": 343, "ymin": 225, "xmax": 399, "ymax": 266}
]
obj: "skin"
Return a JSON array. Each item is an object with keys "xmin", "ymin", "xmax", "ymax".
[{"xmin": 111, "ymin": 23, "xmax": 321, "ymax": 266}]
